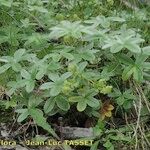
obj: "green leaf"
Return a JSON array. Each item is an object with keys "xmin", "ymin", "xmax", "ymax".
[
  {"xmin": 61, "ymin": 72, "xmax": 72, "ymax": 80},
  {"xmin": 116, "ymin": 97, "xmax": 125, "ymax": 106},
  {"xmin": 15, "ymin": 109, "xmax": 28, "ymax": 114},
  {"xmin": 135, "ymin": 54, "xmax": 148, "ymax": 65},
  {"xmin": 50, "ymin": 85, "xmax": 62, "ymax": 96},
  {"xmin": 0, "ymin": 58, "xmax": 9, "ymax": 63},
  {"xmin": 61, "ymin": 52, "xmax": 74, "ymax": 60},
  {"xmin": 0, "ymin": 64, "xmax": 11, "ymax": 74},
  {"xmin": 109, "ymin": 17, "xmax": 125, "ymax": 22},
  {"xmin": 77, "ymin": 100, "xmax": 87, "ymax": 112},
  {"xmin": 48, "ymin": 62, "xmax": 61, "ymax": 70},
  {"xmin": 14, "ymin": 49, "xmax": 26, "ymax": 61},
  {"xmin": 26, "ymin": 80, "xmax": 35, "ymax": 93},
  {"xmin": 81, "ymin": 52, "xmax": 95, "ymax": 61},
  {"xmin": 90, "ymin": 140, "xmax": 100, "ymax": 150},
  {"xmin": 78, "ymin": 61, "xmax": 88, "ymax": 72},
  {"xmin": 122, "ymin": 66, "xmax": 134, "ymax": 81},
  {"xmin": 110, "ymin": 43, "xmax": 123, "ymax": 53},
  {"xmin": 133, "ymin": 67, "xmax": 143, "ymax": 82},
  {"xmin": 109, "ymin": 134, "xmax": 130, "ymax": 141},
  {"xmin": 62, "ymin": 142, "xmax": 72, "ymax": 150},
  {"xmin": 51, "ymin": 54, "xmax": 61, "ymax": 62},
  {"xmin": 29, "ymin": 108, "xmax": 58, "ymax": 138},
  {"xmin": 40, "ymin": 82, "xmax": 54, "ymax": 90},
  {"xmin": 0, "ymin": 0, "xmax": 13, "ymax": 7},
  {"xmin": 11, "ymin": 63, "xmax": 22, "ymax": 72},
  {"xmin": 103, "ymin": 140, "xmax": 114, "ymax": 150},
  {"xmin": 44, "ymin": 98, "xmax": 56, "ymax": 114},
  {"xmin": 48, "ymin": 73, "xmax": 59, "ymax": 81},
  {"xmin": 69, "ymin": 96, "xmax": 82, "ymax": 102},
  {"xmin": 123, "ymin": 90, "xmax": 135, "ymax": 100},
  {"xmin": 87, "ymin": 98, "xmax": 100, "ymax": 108},
  {"xmin": 125, "ymin": 42, "xmax": 141, "ymax": 53},
  {"xmin": 55, "ymin": 96, "xmax": 70, "ymax": 111},
  {"xmin": 17, "ymin": 110, "xmax": 29, "ymax": 122},
  {"xmin": 143, "ymin": 62, "xmax": 150, "ymax": 70},
  {"xmin": 142, "ymin": 46, "xmax": 150, "ymax": 55},
  {"xmin": 28, "ymin": 96, "xmax": 43, "ymax": 108},
  {"xmin": 123, "ymin": 100, "xmax": 132, "ymax": 109},
  {"xmin": 116, "ymin": 53, "xmax": 134, "ymax": 65},
  {"xmin": 101, "ymin": 86, "xmax": 112, "ymax": 94},
  {"xmin": 21, "ymin": 69, "xmax": 31, "ymax": 79},
  {"xmin": 36, "ymin": 67, "xmax": 47, "ymax": 80}
]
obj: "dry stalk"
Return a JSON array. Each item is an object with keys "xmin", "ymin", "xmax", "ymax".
[{"xmin": 131, "ymin": 80, "xmax": 150, "ymax": 149}]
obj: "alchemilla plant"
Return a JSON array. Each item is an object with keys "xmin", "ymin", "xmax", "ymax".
[{"xmin": 0, "ymin": 0, "xmax": 150, "ymax": 150}]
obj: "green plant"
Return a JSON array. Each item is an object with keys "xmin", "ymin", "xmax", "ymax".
[
  {"xmin": 0, "ymin": 1, "xmax": 150, "ymax": 150},
  {"xmin": 109, "ymin": 89, "xmax": 136, "ymax": 109}
]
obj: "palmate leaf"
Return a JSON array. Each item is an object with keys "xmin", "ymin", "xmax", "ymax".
[
  {"xmin": 85, "ymin": 16, "xmax": 125, "ymax": 29},
  {"xmin": 103, "ymin": 28, "xmax": 143, "ymax": 54},
  {"xmin": 49, "ymin": 21, "xmax": 81, "ymax": 39},
  {"xmin": 85, "ymin": 16, "xmax": 110, "ymax": 28},
  {"xmin": 40, "ymin": 72, "xmax": 72, "ymax": 96},
  {"xmin": 49, "ymin": 21, "xmax": 93, "ymax": 39}
]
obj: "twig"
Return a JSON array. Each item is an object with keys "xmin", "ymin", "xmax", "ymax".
[{"xmin": 132, "ymin": 81, "xmax": 142, "ymax": 149}]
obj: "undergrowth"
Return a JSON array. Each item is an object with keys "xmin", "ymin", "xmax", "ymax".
[{"xmin": 0, "ymin": 0, "xmax": 150, "ymax": 150}]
